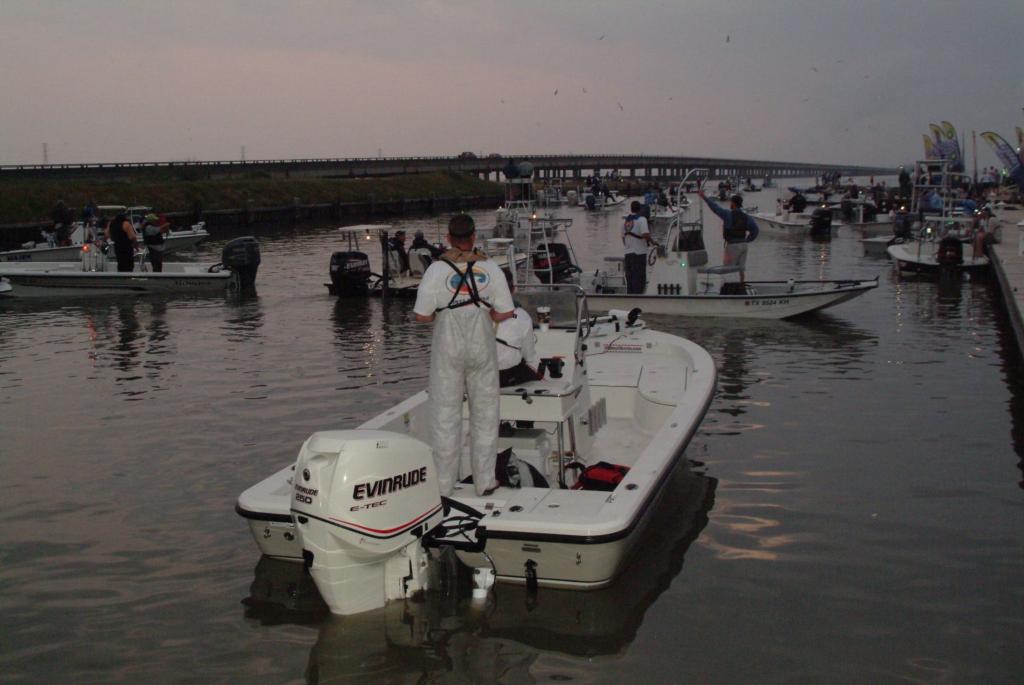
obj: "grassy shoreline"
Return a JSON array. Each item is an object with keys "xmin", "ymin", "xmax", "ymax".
[{"xmin": 0, "ymin": 171, "xmax": 503, "ymax": 226}]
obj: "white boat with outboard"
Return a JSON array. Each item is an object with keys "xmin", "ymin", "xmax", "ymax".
[
  {"xmin": 325, "ymin": 225, "xmax": 528, "ymax": 297},
  {"xmin": 0, "ymin": 205, "xmax": 208, "ymax": 263},
  {"xmin": 236, "ymin": 285, "xmax": 717, "ymax": 615},
  {"xmin": 0, "ymin": 237, "xmax": 260, "ymax": 297},
  {"xmin": 753, "ymin": 204, "xmax": 839, "ymax": 237},
  {"xmin": 887, "ymin": 234, "xmax": 989, "ymax": 278},
  {"xmin": 545, "ymin": 169, "xmax": 877, "ymax": 318},
  {"xmin": 577, "ymin": 185, "xmax": 625, "ymax": 211}
]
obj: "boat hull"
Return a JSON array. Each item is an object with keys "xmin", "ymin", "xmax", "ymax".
[
  {"xmin": 0, "ymin": 265, "xmax": 234, "ymax": 297},
  {"xmin": 849, "ymin": 220, "xmax": 896, "ymax": 237},
  {"xmin": 887, "ymin": 243, "xmax": 990, "ymax": 277},
  {"xmin": 586, "ymin": 280, "xmax": 877, "ymax": 319},
  {"xmin": 0, "ymin": 230, "xmax": 208, "ymax": 263}
]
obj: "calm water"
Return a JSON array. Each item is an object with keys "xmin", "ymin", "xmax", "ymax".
[{"xmin": 1, "ymin": 184, "xmax": 1022, "ymax": 684}]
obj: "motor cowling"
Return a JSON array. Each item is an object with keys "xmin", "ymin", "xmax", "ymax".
[
  {"xmin": 936, "ymin": 236, "xmax": 963, "ymax": 266},
  {"xmin": 292, "ymin": 430, "xmax": 443, "ymax": 615},
  {"xmin": 221, "ymin": 236, "xmax": 261, "ymax": 290},
  {"xmin": 329, "ymin": 251, "xmax": 371, "ymax": 296},
  {"xmin": 809, "ymin": 208, "xmax": 832, "ymax": 238}
]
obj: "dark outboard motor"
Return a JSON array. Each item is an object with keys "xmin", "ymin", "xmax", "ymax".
[
  {"xmin": 585, "ymin": 193, "xmax": 597, "ymax": 210},
  {"xmin": 221, "ymin": 236, "xmax": 261, "ymax": 290},
  {"xmin": 532, "ymin": 243, "xmax": 579, "ymax": 284},
  {"xmin": 809, "ymin": 208, "xmax": 832, "ymax": 239},
  {"xmin": 862, "ymin": 203, "xmax": 878, "ymax": 222},
  {"xmin": 329, "ymin": 251, "xmax": 372, "ymax": 296},
  {"xmin": 936, "ymin": 236, "xmax": 963, "ymax": 267},
  {"xmin": 893, "ymin": 212, "xmax": 913, "ymax": 240}
]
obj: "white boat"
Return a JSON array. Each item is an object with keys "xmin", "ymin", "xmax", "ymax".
[
  {"xmin": 237, "ymin": 285, "xmax": 717, "ymax": 615},
  {"xmin": 752, "ymin": 206, "xmax": 839, "ymax": 237},
  {"xmin": 577, "ymin": 185, "xmax": 625, "ymax": 210},
  {"xmin": 0, "ymin": 237, "xmax": 260, "ymax": 297},
  {"xmin": 887, "ymin": 236, "xmax": 989, "ymax": 277},
  {"xmin": 578, "ymin": 169, "xmax": 877, "ymax": 318},
  {"xmin": 0, "ymin": 205, "xmax": 208, "ymax": 263},
  {"xmin": 0, "ymin": 277, "xmax": 12, "ymax": 297},
  {"xmin": 325, "ymin": 225, "xmax": 529, "ymax": 297}
]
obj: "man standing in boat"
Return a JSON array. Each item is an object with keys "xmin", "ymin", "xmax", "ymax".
[
  {"xmin": 413, "ymin": 214, "xmax": 515, "ymax": 497},
  {"xmin": 698, "ymin": 190, "xmax": 759, "ymax": 283},
  {"xmin": 623, "ymin": 200, "xmax": 655, "ymax": 294}
]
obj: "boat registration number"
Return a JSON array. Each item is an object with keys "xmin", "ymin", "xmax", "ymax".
[{"xmin": 745, "ymin": 299, "xmax": 789, "ymax": 306}]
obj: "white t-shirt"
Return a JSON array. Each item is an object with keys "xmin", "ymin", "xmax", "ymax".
[
  {"xmin": 413, "ymin": 258, "xmax": 514, "ymax": 316},
  {"xmin": 623, "ymin": 215, "xmax": 650, "ymax": 255},
  {"xmin": 495, "ymin": 306, "xmax": 538, "ymax": 371}
]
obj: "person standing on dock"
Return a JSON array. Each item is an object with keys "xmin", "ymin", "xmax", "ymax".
[
  {"xmin": 105, "ymin": 211, "xmax": 138, "ymax": 272},
  {"xmin": 623, "ymin": 200, "xmax": 654, "ymax": 294},
  {"xmin": 413, "ymin": 214, "xmax": 515, "ymax": 497},
  {"xmin": 698, "ymin": 190, "xmax": 758, "ymax": 283}
]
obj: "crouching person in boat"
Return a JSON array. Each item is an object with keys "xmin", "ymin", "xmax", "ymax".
[
  {"xmin": 698, "ymin": 190, "xmax": 759, "ymax": 283},
  {"xmin": 413, "ymin": 214, "xmax": 515, "ymax": 497},
  {"xmin": 496, "ymin": 271, "xmax": 543, "ymax": 388}
]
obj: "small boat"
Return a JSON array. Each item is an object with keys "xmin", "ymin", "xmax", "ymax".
[
  {"xmin": 0, "ymin": 237, "xmax": 260, "ymax": 297},
  {"xmin": 325, "ymin": 225, "xmax": 529, "ymax": 297},
  {"xmin": 579, "ymin": 170, "xmax": 876, "ymax": 318},
  {"xmin": 0, "ymin": 205, "xmax": 208, "ymax": 263},
  {"xmin": 577, "ymin": 186, "xmax": 625, "ymax": 211},
  {"xmin": 0, "ymin": 277, "xmax": 12, "ymax": 297},
  {"xmin": 753, "ymin": 205, "xmax": 839, "ymax": 237},
  {"xmin": 237, "ymin": 285, "xmax": 717, "ymax": 615},
  {"xmin": 887, "ymin": 235, "xmax": 989, "ymax": 277}
]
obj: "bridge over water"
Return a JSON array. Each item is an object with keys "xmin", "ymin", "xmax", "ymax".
[{"xmin": 0, "ymin": 154, "xmax": 894, "ymax": 183}]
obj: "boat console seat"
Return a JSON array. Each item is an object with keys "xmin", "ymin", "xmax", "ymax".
[{"xmin": 487, "ymin": 378, "xmax": 582, "ymax": 422}]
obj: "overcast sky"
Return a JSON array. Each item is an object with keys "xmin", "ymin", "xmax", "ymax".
[{"xmin": 1, "ymin": 0, "xmax": 1021, "ymax": 168}]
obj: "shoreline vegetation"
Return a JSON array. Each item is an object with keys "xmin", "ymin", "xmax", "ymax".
[{"xmin": 0, "ymin": 171, "xmax": 504, "ymax": 229}]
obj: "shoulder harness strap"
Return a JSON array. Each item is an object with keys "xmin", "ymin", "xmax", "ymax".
[{"xmin": 436, "ymin": 259, "xmax": 493, "ymax": 312}]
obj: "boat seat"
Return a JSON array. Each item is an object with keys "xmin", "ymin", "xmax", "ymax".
[{"xmin": 492, "ymin": 378, "xmax": 582, "ymax": 422}]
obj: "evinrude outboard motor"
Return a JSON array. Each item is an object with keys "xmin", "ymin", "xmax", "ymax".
[
  {"xmin": 809, "ymin": 208, "xmax": 832, "ymax": 239},
  {"xmin": 291, "ymin": 430, "xmax": 444, "ymax": 615},
  {"xmin": 221, "ymin": 236, "xmax": 261, "ymax": 290},
  {"xmin": 329, "ymin": 251, "xmax": 372, "ymax": 296}
]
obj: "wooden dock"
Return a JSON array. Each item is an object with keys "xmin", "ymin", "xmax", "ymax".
[{"xmin": 989, "ymin": 216, "xmax": 1024, "ymax": 358}]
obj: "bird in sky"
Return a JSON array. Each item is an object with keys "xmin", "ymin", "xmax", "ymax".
[
  {"xmin": 553, "ymin": 89, "xmax": 558, "ymax": 95},
  {"xmin": 725, "ymin": 34, "xmax": 730, "ymax": 42},
  {"xmin": 598, "ymin": 34, "xmax": 605, "ymax": 40},
  {"xmin": 811, "ymin": 66, "xmax": 818, "ymax": 72},
  {"xmin": 617, "ymin": 102, "xmax": 624, "ymax": 111},
  {"xmin": 582, "ymin": 87, "xmax": 587, "ymax": 93}
]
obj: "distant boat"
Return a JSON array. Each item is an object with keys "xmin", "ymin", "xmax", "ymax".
[
  {"xmin": 0, "ymin": 205, "xmax": 208, "ymax": 263},
  {"xmin": 0, "ymin": 237, "xmax": 260, "ymax": 297}
]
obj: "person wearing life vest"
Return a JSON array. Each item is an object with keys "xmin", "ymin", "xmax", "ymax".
[
  {"xmin": 623, "ymin": 200, "xmax": 654, "ymax": 294},
  {"xmin": 496, "ymin": 270, "xmax": 542, "ymax": 387},
  {"xmin": 698, "ymin": 190, "xmax": 759, "ymax": 282},
  {"xmin": 141, "ymin": 213, "xmax": 170, "ymax": 272},
  {"xmin": 105, "ymin": 211, "xmax": 138, "ymax": 272},
  {"xmin": 414, "ymin": 214, "xmax": 515, "ymax": 497}
]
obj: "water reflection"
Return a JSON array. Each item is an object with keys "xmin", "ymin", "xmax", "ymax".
[{"xmin": 242, "ymin": 464, "xmax": 716, "ymax": 682}]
